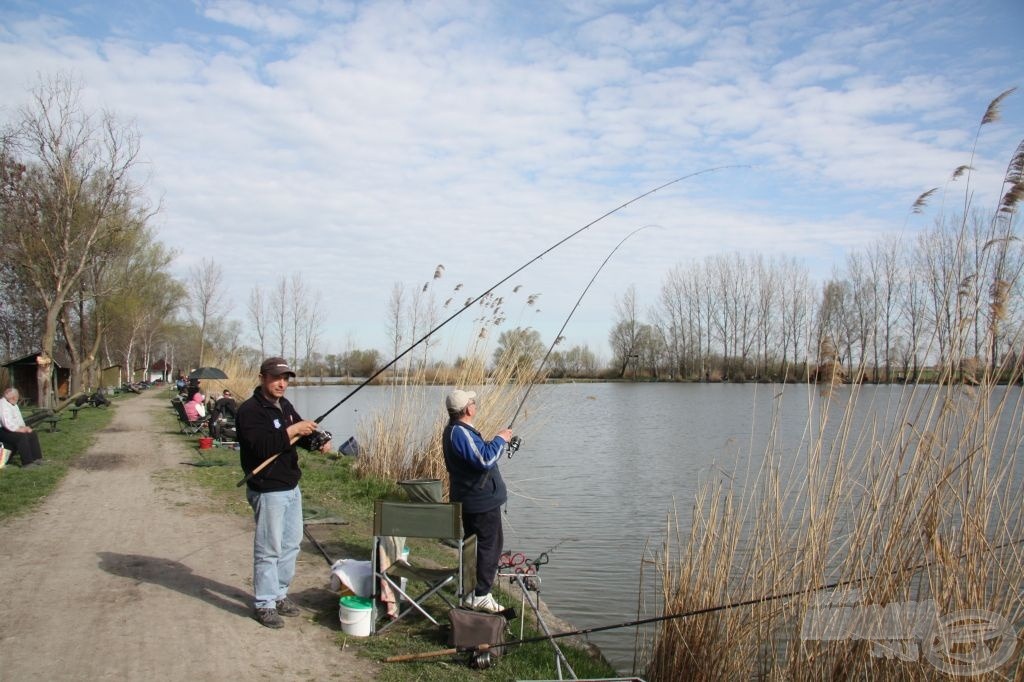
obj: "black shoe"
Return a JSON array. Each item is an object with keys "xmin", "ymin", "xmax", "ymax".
[
  {"xmin": 276, "ymin": 598, "xmax": 301, "ymax": 617},
  {"xmin": 255, "ymin": 607, "xmax": 284, "ymax": 629}
]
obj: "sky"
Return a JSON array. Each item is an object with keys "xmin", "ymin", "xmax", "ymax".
[{"xmin": 1, "ymin": 0, "xmax": 1022, "ymax": 364}]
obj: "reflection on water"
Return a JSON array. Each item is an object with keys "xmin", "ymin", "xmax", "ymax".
[{"xmin": 289, "ymin": 381, "xmax": 1024, "ymax": 675}]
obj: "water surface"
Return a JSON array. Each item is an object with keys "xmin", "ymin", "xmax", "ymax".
[{"xmin": 288, "ymin": 381, "xmax": 1024, "ymax": 674}]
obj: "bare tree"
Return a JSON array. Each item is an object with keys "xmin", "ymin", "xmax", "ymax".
[
  {"xmin": 387, "ymin": 282, "xmax": 405, "ymax": 363},
  {"xmin": 779, "ymin": 257, "xmax": 811, "ymax": 378},
  {"xmin": 187, "ymin": 258, "xmax": 230, "ymax": 366},
  {"xmin": 845, "ymin": 251, "xmax": 875, "ymax": 378},
  {"xmin": 270, "ymin": 276, "xmax": 288, "ymax": 357},
  {"xmin": 247, "ymin": 285, "xmax": 268, "ymax": 359},
  {"xmin": 754, "ymin": 255, "xmax": 777, "ymax": 379},
  {"xmin": 0, "ymin": 74, "xmax": 150, "ymax": 405},
  {"xmin": 609, "ymin": 285, "xmax": 641, "ymax": 377},
  {"xmin": 817, "ymin": 276, "xmax": 852, "ymax": 373},
  {"xmin": 301, "ymin": 289, "xmax": 325, "ymax": 374},
  {"xmin": 657, "ymin": 263, "xmax": 693, "ymax": 379},
  {"xmin": 287, "ymin": 273, "xmax": 309, "ymax": 369},
  {"xmin": 869, "ymin": 236, "xmax": 903, "ymax": 382}
]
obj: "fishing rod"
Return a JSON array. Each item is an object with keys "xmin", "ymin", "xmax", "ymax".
[
  {"xmin": 504, "ymin": 225, "xmax": 654, "ymax": 458},
  {"xmin": 237, "ymin": 167, "xmax": 739, "ymax": 487}
]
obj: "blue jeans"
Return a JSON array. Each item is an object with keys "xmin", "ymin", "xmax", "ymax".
[{"xmin": 246, "ymin": 486, "xmax": 303, "ymax": 610}]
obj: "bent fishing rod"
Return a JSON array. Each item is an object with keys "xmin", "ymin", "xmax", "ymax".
[
  {"xmin": 504, "ymin": 224, "xmax": 654, "ymax": 457},
  {"xmin": 237, "ymin": 167, "xmax": 739, "ymax": 487}
]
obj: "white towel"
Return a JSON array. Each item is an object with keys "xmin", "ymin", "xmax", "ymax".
[{"xmin": 329, "ymin": 559, "xmax": 373, "ymax": 597}]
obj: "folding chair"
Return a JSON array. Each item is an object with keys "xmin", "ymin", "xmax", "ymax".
[
  {"xmin": 171, "ymin": 399, "xmax": 207, "ymax": 435},
  {"xmin": 371, "ymin": 499, "xmax": 476, "ymax": 634}
]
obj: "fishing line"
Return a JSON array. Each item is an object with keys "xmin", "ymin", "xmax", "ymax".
[
  {"xmin": 239, "ymin": 167, "xmax": 740, "ymax": 487},
  {"xmin": 505, "ymin": 224, "xmax": 655, "ymax": 457}
]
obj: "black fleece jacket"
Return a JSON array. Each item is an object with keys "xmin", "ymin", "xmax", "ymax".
[{"xmin": 237, "ymin": 386, "xmax": 310, "ymax": 493}]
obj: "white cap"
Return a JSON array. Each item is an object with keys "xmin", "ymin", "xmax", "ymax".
[{"xmin": 445, "ymin": 389, "xmax": 477, "ymax": 412}]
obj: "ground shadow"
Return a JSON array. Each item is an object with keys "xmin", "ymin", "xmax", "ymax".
[
  {"xmin": 290, "ymin": 585, "xmax": 343, "ymax": 631},
  {"xmin": 97, "ymin": 552, "xmax": 251, "ymax": 618},
  {"xmin": 304, "ymin": 533, "xmax": 368, "ymax": 565}
]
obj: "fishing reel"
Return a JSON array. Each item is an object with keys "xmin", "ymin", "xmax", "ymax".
[
  {"xmin": 308, "ymin": 428, "xmax": 333, "ymax": 452},
  {"xmin": 506, "ymin": 435, "xmax": 522, "ymax": 459},
  {"xmin": 468, "ymin": 650, "xmax": 493, "ymax": 670}
]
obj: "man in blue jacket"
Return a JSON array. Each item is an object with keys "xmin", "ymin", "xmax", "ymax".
[
  {"xmin": 237, "ymin": 357, "xmax": 331, "ymax": 628},
  {"xmin": 442, "ymin": 389, "xmax": 513, "ymax": 613}
]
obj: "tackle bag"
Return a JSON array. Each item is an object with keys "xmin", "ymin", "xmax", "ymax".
[{"xmin": 448, "ymin": 608, "xmax": 507, "ymax": 658}]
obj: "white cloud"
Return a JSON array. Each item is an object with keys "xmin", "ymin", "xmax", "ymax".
[
  {"xmin": 0, "ymin": 0, "xmax": 1019, "ymax": 358},
  {"xmin": 201, "ymin": 0, "xmax": 307, "ymax": 38}
]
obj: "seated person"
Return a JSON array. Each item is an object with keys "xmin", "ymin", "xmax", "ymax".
[
  {"xmin": 0, "ymin": 387, "xmax": 45, "ymax": 467},
  {"xmin": 182, "ymin": 391, "xmax": 208, "ymax": 425},
  {"xmin": 212, "ymin": 390, "xmax": 238, "ymax": 421},
  {"xmin": 209, "ymin": 390, "xmax": 238, "ymax": 440}
]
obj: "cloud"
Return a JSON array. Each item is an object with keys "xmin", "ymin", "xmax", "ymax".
[
  {"xmin": 0, "ymin": 0, "xmax": 1019, "ymax": 357},
  {"xmin": 201, "ymin": 0, "xmax": 307, "ymax": 38}
]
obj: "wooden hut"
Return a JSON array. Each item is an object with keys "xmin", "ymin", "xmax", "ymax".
[
  {"xmin": 100, "ymin": 365, "xmax": 123, "ymax": 390},
  {"xmin": 1, "ymin": 352, "xmax": 71, "ymax": 403}
]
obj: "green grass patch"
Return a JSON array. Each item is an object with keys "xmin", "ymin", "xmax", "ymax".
[{"xmin": 0, "ymin": 401, "xmax": 116, "ymax": 520}]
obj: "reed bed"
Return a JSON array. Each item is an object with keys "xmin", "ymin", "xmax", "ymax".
[
  {"xmin": 642, "ymin": 93, "xmax": 1024, "ymax": 680},
  {"xmin": 641, "ymin": 365, "xmax": 1024, "ymax": 680}
]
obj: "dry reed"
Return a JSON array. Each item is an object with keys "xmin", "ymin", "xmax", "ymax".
[
  {"xmin": 641, "ymin": 95, "xmax": 1024, "ymax": 680},
  {"xmin": 641, "ymin": 358, "xmax": 1024, "ymax": 680}
]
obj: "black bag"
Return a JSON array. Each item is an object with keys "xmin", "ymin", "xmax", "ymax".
[{"xmin": 448, "ymin": 609, "xmax": 506, "ymax": 658}]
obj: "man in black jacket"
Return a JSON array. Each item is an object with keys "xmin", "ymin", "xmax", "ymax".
[{"xmin": 237, "ymin": 357, "xmax": 331, "ymax": 628}]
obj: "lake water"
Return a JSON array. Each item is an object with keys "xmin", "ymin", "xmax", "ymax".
[{"xmin": 287, "ymin": 381, "xmax": 1024, "ymax": 675}]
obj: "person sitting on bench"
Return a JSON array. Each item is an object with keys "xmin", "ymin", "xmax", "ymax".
[{"xmin": 0, "ymin": 388, "xmax": 45, "ymax": 467}]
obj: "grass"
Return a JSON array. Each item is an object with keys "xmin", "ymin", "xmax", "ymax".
[{"xmin": 0, "ymin": 396, "xmax": 119, "ymax": 519}]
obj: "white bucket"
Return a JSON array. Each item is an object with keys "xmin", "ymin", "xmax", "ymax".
[{"xmin": 339, "ymin": 595, "xmax": 373, "ymax": 637}]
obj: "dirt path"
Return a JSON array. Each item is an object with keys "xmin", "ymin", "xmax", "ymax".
[{"xmin": 0, "ymin": 390, "xmax": 378, "ymax": 681}]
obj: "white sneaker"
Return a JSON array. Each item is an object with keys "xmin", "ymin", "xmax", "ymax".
[{"xmin": 462, "ymin": 592, "xmax": 504, "ymax": 613}]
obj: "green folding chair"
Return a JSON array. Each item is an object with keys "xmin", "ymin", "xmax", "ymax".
[{"xmin": 371, "ymin": 499, "xmax": 477, "ymax": 634}]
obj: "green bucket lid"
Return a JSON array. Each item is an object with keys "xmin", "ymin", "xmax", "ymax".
[{"xmin": 339, "ymin": 595, "xmax": 373, "ymax": 610}]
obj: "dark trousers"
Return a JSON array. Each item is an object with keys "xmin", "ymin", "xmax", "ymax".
[
  {"xmin": 462, "ymin": 506, "xmax": 503, "ymax": 596},
  {"xmin": 0, "ymin": 429, "xmax": 43, "ymax": 465}
]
